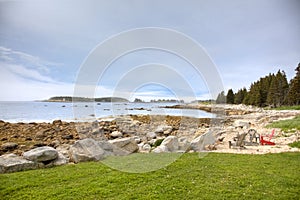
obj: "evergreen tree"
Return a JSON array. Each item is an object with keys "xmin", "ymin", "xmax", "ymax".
[
  {"xmin": 259, "ymin": 75, "xmax": 273, "ymax": 106},
  {"xmin": 235, "ymin": 87, "xmax": 247, "ymax": 104},
  {"xmin": 234, "ymin": 89, "xmax": 243, "ymax": 104},
  {"xmin": 226, "ymin": 89, "xmax": 235, "ymax": 104},
  {"xmin": 276, "ymin": 70, "xmax": 289, "ymax": 106},
  {"xmin": 267, "ymin": 70, "xmax": 289, "ymax": 107},
  {"xmin": 216, "ymin": 91, "xmax": 226, "ymax": 104},
  {"xmin": 267, "ymin": 74, "xmax": 278, "ymax": 107},
  {"xmin": 247, "ymin": 81, "xmax": 262, "ymax": 106},
  {"xmin": 285, "ymin": 63, "xmax": 300, "ymax": 105}
]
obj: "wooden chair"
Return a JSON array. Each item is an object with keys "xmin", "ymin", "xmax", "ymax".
[{"xmin": 260, "ymin": 129, "xmax": 275, "ymax": 145}]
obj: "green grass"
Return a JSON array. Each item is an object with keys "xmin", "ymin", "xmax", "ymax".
[
  {"xmin": 266, "ymin": 115, "xmax": 300, "ymax": 132},
  {"xmin": 1, "ymin": 153, "xmax": 300, "ymax": 199},
  {"xmin": 289, "ymin": 141, "xmax": 300, "ymax": 148},
  {"xmin": 269, "ymin": 105, "xmax": 300, "ymax": 110}
]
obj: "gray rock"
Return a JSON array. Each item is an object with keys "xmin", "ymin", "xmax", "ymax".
[
  {"xmin": 190, "ymin": 131, "xmax": 216, "ymax": 152},
  {"xmin": 56, "ymin": 144, "xmax": 70, "ymax": 159},
  {"xmin": 53, "ymin": 152, "xmax": 69, "ymax": 166},
  {"xmin": 154, "ymin": 126, "xmax": 164, "ymax": 134},
  {"xmin": 23, "ymin": 146, "xmax": 58, "ymax": 162},
  {"xmin": 133, "ymin": 136, "xmax": 141, "ymax": 144},
  {"xmin": 190, "ymin": 135, "xmax": 205, "ymax": 151},
  {"xmin": 1, "ymin": 142, "xmax": 18, "ymax": 151},
  {"xmin": 110, "ymin": 131, "xmax": 123, "ymax": 138},
  {"xmin": 178, "ymin": 137, "xmax": 190, "ymax": 152},
  {"xmin": 142, "ymin": 144, "xmax": 151, "ymax": 152},
  {"xmin": 109, "ymin": 137, "xmax": 138, "ymax": 155},
  {"xmin": 138, "ymin": 142, "xmax": 144, "ymax": 151},
  {"xmin": 69, "ymin": 138, "xmax": 106, "ymax": 163},
  {"xmin": 152, "ymin": 145, "xmax": 169, "ymax": 153},
  {"xmin": 161, "ymin": 136, "xmax": 179, "ymax": 152},
  {"xmin": 163, "ymin": 128, "xmax": 172, "ymax": 135},
  {"xmin": 146, "ymin": 132, "xmax": 157, "ymax": 140},
  {"xmin": 148, "ymin": 139, "xmax": 157, "ymax": 146},
  {"xmin": 98, "ymin": 141, "xmax": 115, "ymax": 157},
  {"xmin": 155, "ymin": 125, "xmax": 172, "ymax": 134},
  {"xmin": 0, "ymin": 154, "xmax": 37, "ymax": 173}
]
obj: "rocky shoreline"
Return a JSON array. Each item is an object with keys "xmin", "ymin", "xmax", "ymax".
[{"xmin": 1, "ymin": 104, "xmax": 300, "ymax": 173}]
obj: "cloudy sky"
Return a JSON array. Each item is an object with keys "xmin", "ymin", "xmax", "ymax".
[{"xmin": 0, "ymin": 0, "xmax": 299, "ymax": 101}]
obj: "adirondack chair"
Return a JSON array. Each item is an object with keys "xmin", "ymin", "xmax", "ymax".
[
  {"xmin": 229, "ymin": 132, "xmax": 248, "ymax": 148},
  {"xmin": 248, "ymin": 129, "xmax": 260, "ymax": 144},
  {"xmin": 260, "ymin": 129, "xmax": 275, "ymax": 145}
]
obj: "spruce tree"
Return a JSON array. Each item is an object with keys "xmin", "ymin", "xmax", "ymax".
[
  {"xmin": 285, "ymin": 63, "xmax": 300, "ymax": 105},
  {"xmin": 226, "ymin": 89, "xmax": 235, "ymax": 104},
  {"xmin": 216, "ymin": 91, "xmax": 226, "ymax": 104},
  {"xmin": 267, "ymin": 74, "xmax": 277, "ymax": 107},
  {"xmin": 277, "ymin": 70, "xmax": 289, "ymax": 106},
  {"xmin": 234, "ymin": 89, "xmax": 244, "ymax": 104}
]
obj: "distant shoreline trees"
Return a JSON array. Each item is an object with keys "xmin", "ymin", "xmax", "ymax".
[{"xmin": 216, "ymin": 63, "xmax": 300, "ymax": 107}]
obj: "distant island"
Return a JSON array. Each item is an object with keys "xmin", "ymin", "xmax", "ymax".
[{"xmin": 45, "ymin": 96, "xmax": 129, "ymax": 102}]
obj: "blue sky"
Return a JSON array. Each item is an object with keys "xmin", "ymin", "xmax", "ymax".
[{"xmin": 0, "ymin": 0, "xmax": 299, "ymax": 101}]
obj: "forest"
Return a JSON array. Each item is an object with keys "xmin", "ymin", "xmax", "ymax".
[{"xmin": 216, "ymin": 63, "xmax": 300, "ymax": 107}]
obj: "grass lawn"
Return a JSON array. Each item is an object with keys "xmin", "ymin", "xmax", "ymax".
[
  {"xmin": 266, "ymin": 115, "xmax": 300, "ymax": 132},
  {"xmin": 269, "ymin": 105, "xmax": 300, "ymax": 110},
  {"xmin": 1, "ymin": 153, "xmax": 299, "ymax": 199},
  {"xmin": 289, "ymin": 141, "xmax": 300, "ymax": 148}
]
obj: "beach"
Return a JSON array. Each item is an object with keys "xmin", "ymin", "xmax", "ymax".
[{"xmin": 1, "ymin": 103, "xmax": 299, "ymax": 157}]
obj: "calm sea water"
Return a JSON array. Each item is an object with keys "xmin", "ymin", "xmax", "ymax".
[{"xmin": 0, "ymin": 101, "xmax": 214, "ymax": 122}]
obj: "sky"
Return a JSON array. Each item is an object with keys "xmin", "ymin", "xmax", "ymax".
[{"xmin": 0, "ymin": 0, "xmax": 299, "ymax": 102}]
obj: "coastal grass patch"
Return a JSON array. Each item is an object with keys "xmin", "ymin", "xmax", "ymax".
[
  {"xmin": 268, "ymin": 105, "xmax": 300, "ymax": 110},
  {"xmin": 289, "ymin": 141, "xmax": 300, "ymax": 148},
  {"xmin": 266, "ymin": 115, "xmax": 300, "ymax": 132},
  {"xmin": 1, "ymin": 153, "xmax": 300, "ymax": 199}
]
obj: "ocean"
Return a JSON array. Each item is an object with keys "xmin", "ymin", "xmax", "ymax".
[{"xmin": 0, "ymin": 101, "xmax": 215, "ymax": 123}]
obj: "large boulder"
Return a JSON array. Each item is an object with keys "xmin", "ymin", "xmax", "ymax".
[
  {"xmin": 98, "ymin": 141, "xmax": 115, "ymax": 157},
  {"xmin": 0, "ymin": 154, "xmax": 37, "ymax": 173},
  {"xmin": 161, "ymin": 136, "xmax": 179, "ymax": 152},
  {"xmin": 152, "ymin": 145, "xmax": 169, "ymax": 153},
  {"xmin": 52, "ymin": 152, "xmax": 69, "ymax": 166},
  {"xmin": 69, "ymin": 138, "xmax": 106, "ymax": 163},
  {"xmin": 109, "ymin": 137, "xmax": 138, "ymax": 155},
  {"xmin": 190, "ymin": 135, "xmax": 205, "ymax": 151},
  {"xmin": 23, "ymin": 146, "xmax": 58, "ymax": 162},
  {"xmin": 190, "ymin": 131, "xmax": 215, "ymax": 152},
  {"xmin": 178, "ymin": 137, "xmax": 190, "ymax": 152}
]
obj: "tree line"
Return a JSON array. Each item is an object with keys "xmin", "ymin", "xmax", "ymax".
[{"xmin": 216, "ymin": 63, "xmax": 300, "ymax": 107}]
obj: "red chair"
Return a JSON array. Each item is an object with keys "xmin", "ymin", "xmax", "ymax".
[{"xmin": 260, "ymin": 129, "xmax": 275, "ymax": 145}]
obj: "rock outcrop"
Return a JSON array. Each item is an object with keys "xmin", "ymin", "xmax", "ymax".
[
  {"xmin": 0, "ymin": 154, "xmax": 37, "ymax": 173},
  {"xmin": 23, "ymin": 146, "xmax": 58, "ymax": 162},
  {"xmin": 69, "ymin": 138, "xmax": 107, "ymax": 163},
  {"xmin": 109, "ymin": 137, "xmax": 139, "ymax": 155},
  {"xmin": 190, "ymin": 131, "xmax": 216, "ymax": 152},
  {"xmin": 160, "ymin": 136, "xmax": 179, "ymax": 152}
]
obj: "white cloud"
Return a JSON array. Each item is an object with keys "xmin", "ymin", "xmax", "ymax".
[
  {"xmin": 0, "ymin": 46, "xmax": 63, "ymax": 73},
  {"xmin": 0, "ymin": 65, "xmax": 113, "ymax": 101},
  {"xmin": 3, "ymin": 63, "xmax": 56, "ymax": 83}
]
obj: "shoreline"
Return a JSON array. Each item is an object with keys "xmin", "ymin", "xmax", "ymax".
[
  {"xmin": 1, "ymin": 104, "xmax": 299, "ymax": 173},
  {"xmin": 1, "ymin": 103, "xmax": 299, "ymax": 156}
]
